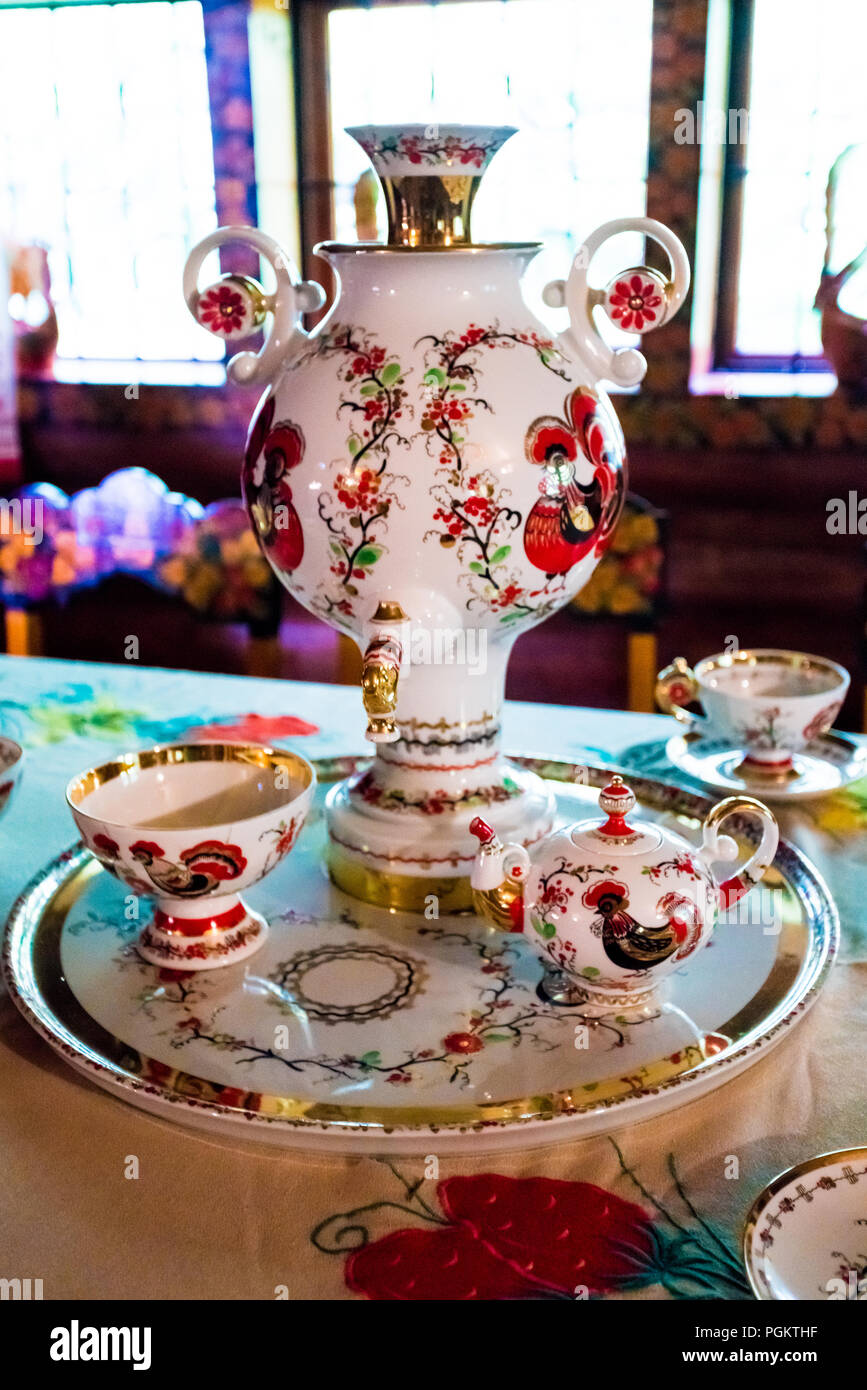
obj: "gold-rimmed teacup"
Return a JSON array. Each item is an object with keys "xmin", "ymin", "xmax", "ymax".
[
  {"xmin": 656, "ymin": 649, "xmax": 849, "ymax": 775},
  {"xmin": 67, "ymin": 743, "xmax": 316, "ymax": 970}
]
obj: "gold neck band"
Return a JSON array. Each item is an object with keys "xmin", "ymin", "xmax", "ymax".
[{"xmin": 381, "ymin": 172, "xmax": 484, "ymax": 247}]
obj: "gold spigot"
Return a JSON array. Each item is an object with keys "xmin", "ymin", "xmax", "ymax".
[{"xmin": 361, "ymin": 602, "xmax": 408, "ymax": 744}]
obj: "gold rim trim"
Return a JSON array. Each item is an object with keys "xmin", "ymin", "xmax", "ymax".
[
  {"xmin": 695, "ymin": 648, "xmax": 848, "ymax": 697},
  {"xmin": 327, "ymin": 842, "xmax": 474, "ymax": 913},
  {"xmin": 742, "ymin": 1147, "xmax": 867, "ymax": 1299},
  {"xmin": 66, "ymin": 742, "xmax": 315, "ymax": 830},
  {"xmin": 315, "ymin": 240, "xmax": 542, "ymax": 256},
  {"xmin": 3, "ymin": 754, "xmax": 835, "ymax": 1136}
]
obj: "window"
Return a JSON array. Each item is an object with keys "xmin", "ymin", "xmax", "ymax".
[
  {"xmin": 326, "ymin": 0, "xmax": 654, "ymax": 321},
  {"xmin": 0, "ymin": 0, "xmax": 222, "ymax": 384},
  {"xmin": 711, "ymin": 0, "xmax": 867, "ymax": 381}
]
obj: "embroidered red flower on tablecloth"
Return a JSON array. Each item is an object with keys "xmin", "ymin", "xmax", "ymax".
[
  {"xmin": 344, "ymin": 1174, "xmax": 655, "ymax": 1300},
  {"xmin": 197, "ymin": 283, "xmax": 248, "ymax": 337},
  {"xmin": 186, "ymin": 713, "xmax": 319, "ymax": 742},
  {"xmin": 606, "ymin": 274, "xmax": 664, "ymax": 331}
]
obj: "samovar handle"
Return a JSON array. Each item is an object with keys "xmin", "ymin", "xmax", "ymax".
[
  {"xmin": 543, "ymin": 217, "xmax": 690, "ymax": 388},
  {"xmin": 183, "ymin": 227, "xmax": 326, "ymax": 387}
]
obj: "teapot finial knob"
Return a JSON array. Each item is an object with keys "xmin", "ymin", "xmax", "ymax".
[{"xmin": 597, "ymin": 775, "xmax": 636, "ymax": 836}]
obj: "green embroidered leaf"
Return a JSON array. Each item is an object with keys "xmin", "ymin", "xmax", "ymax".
[
  {"xmin": 381, "ymin": 362, "xmax": 401, "ymax": 385},
  {"xmin": 490, "ymin": 545, "xmax": 512, "ymax": 564}
]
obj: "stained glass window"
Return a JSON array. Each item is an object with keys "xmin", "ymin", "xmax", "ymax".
[{"xmin": 0, "ymin": 1, "xmax": 221, "ymax": 383}]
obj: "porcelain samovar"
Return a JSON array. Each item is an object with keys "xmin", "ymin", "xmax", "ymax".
[{"xmin": 184, "ymin": 124, "xmax": 690, "ymax": 910}]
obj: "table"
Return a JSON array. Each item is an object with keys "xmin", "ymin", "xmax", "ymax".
[{"xmin": 1, "ymin": 653, "xmax": 864, "ymax": 1300}]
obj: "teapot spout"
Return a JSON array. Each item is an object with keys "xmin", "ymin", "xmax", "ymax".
[{"xmin": 469, "ymin": 818, "xmax": 526, "ymax": 932}]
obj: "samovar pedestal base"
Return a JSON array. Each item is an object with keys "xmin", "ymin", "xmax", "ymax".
[{"xmin": 324, "ymin": 765, "xmax": 556, "ymax": 913}]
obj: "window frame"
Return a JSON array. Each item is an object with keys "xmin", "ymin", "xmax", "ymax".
[{"xmin": 712, "ymin": 0, "xmax": 831, "ymax": 376}]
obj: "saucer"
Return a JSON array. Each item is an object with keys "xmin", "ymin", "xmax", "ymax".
[
  {"xmin": 665, "ymin": 730, "xmax": 867, "ymax": 801},
  {"xmin": 743, "ymin": 1148, "xmax": 867, "ymax": 1300}
]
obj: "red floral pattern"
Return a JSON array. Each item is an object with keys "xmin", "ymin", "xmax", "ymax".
[
  {"xmin": 803, "ymin": 700, "xmax": 842, "ymax": 743},
  {"xmin": 187, "ymin": 713, "xmax": 319, "ymax": 742},
  {"xmin": 345, "ymin": 1174, "xmax": 655, "ymax": 1300},
  {"xmin": 197, "ymin": 283, "xmax": 248, "ymax": 337},
  {"xmin": 606, "ymin": 274, "xmax": 664, "ymax": 331}
]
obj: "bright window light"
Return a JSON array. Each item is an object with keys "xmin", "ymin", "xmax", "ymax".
[
  {"xmin": 327, "ymin": 0, "xmax": 654, "ymax": 321},
  {"xmin": 0, "ymin": 1, "xmax": 222, "ymax": 383},
  {"xmin": 736, "ymin": 0, "xmax": 867, "ymax": 359}
]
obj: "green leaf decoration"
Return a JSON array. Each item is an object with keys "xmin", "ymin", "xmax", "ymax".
[
  {"xmin": 359, "ymin": 382, "xmax": 379, "ymax": 396},
  {"xmin": 448, "ymin": 381, "xmax": 466, "ymax": 391},
  {"xmin": 424, "ymin": 367, "xmax": 446, "ymax": 385},
  {"xmin": 468, "ymin": 561, "xmax": 484, "ymax": 573},
  {"xmin": 356, "ymin": 545, "xmax": 383, "ymax": 566},
  {"xmin": 580, "ymin": 966, "xmax": 600, "ymax": 979},
  {"xmin": 490, "ymin": 545, "xmax": 511, "ymax": 564},
  {"xmin": 348, "ymin": 435, "xmax": 361, "ymax": 455},
  {"xmin": 484, "ymin": 1034, "xmax": 513, "ymax": 1043},
  {"xmin": 359, "ymin": 1051, "xmax": 381, "ymax": 1068},
  {"xmin": 381, "ymin": 362, "xmax": 401, "ymax": 385},
  {"xmin": 532, "ymin": 919, "xmax": 556, "ymax": 940},
  {"xmin": 329, "ymin": 541, "xmax": 344, "ymax": 556}
]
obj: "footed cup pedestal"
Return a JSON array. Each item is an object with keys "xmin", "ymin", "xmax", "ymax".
[{"xmin": 137, "ymin": 894, "xmax": 269, "ymax": 970}]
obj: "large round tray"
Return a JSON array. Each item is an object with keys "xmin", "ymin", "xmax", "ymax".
[{"xmin": 3, "ymin": 757, "xmax": 837, "ymax": 1155}]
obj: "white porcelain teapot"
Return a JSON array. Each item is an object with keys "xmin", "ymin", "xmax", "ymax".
[
  {"xmin": 184, "ymin": 124, "xmax": 690, "ymax": 912},
  {"xmin": 469, "ymin": 775, "xmax": 778, "ymax": 1010}
]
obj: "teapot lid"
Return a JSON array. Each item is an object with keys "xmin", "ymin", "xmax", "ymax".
[
  {"xmin": 346, "ymin": 123, "xmax": 517, "ymax": 249},
  {"xmin": 570, "ymin": 775, "xmax": 664, "ymax": 857}
]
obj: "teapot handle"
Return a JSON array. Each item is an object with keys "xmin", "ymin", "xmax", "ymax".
[
  {"xmin": 700, "ymin": 796, "xmax": 779, "ymax": 909},
  {"xmin": 544, "ymin": 217, "xmax": 690, "ymax": 388},
  {"xmin": 183, "ymin": 227, "xmax": 326, "ymax": 387}
]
